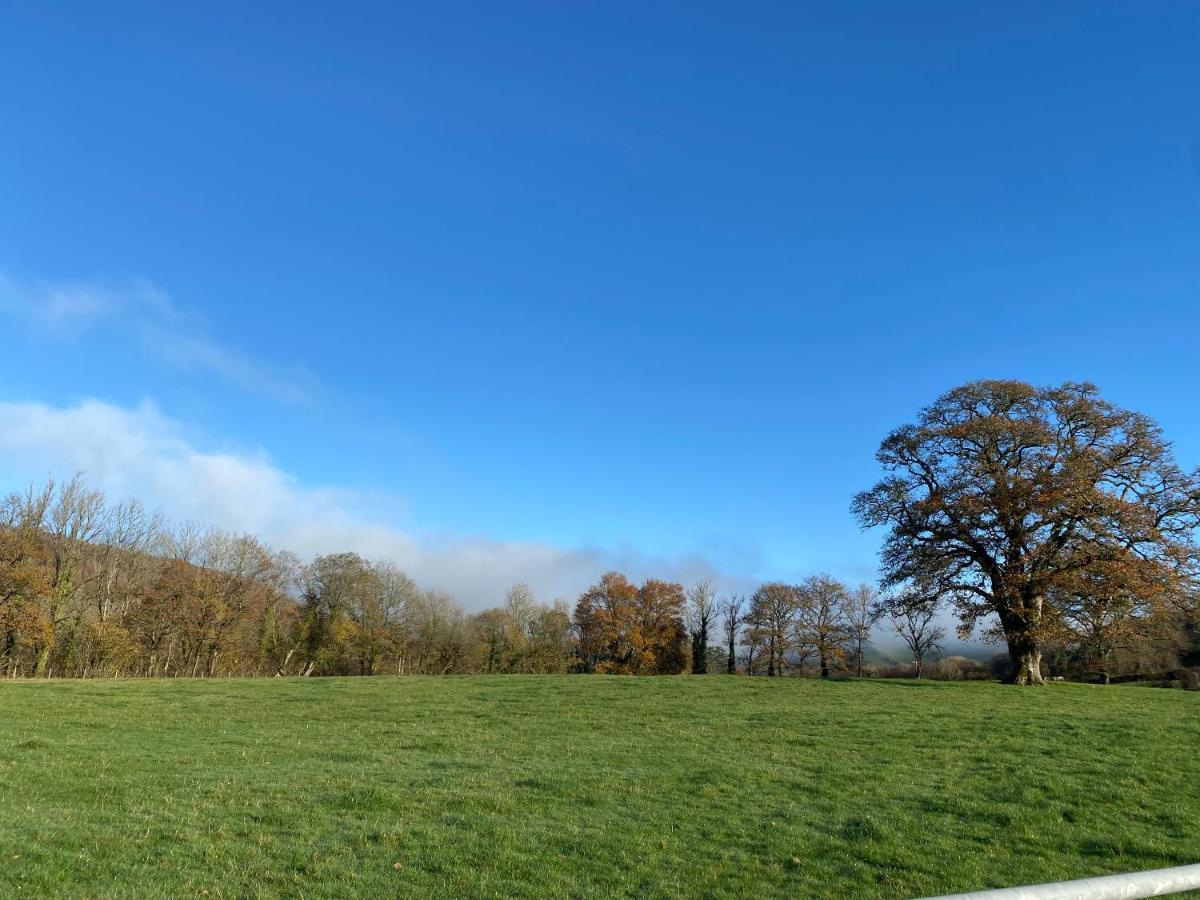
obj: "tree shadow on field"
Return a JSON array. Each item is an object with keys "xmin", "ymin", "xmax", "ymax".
[{"xmin": 863, "ymin": 680, "xmax": 965, "ymax": 689}]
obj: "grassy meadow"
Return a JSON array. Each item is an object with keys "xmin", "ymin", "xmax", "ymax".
[{"xmin": 2, "ymin": 676, "xmax": 1198, "ymax": 898}]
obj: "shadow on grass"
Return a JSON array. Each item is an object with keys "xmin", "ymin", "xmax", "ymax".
[{"xmin": 859, "ymin": 678, "xmax": 998, "ymax": 688}]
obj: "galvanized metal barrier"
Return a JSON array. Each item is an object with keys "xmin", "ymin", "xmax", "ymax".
[{"xmin": 920, "ymin": 863, "xmax": 1200, "ymax": 900}]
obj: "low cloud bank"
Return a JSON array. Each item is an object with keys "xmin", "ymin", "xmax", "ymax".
[{"xmin": 0, "ymin": 398, "xmax": 753, "ymax": 609}]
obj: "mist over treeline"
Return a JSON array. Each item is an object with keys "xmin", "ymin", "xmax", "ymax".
[{"xmin": 1, "ymin": 471, "xmax": 1197, "ymax": 683}]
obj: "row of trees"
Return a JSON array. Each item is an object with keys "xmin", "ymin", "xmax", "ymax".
[
  {"xmin": 0, "ymin": 474, "xmax": 953, "ymax": 680},
  {"xmin": 735, "ymin": 579, "xmax": 945, "ymax": 679},
  {"xmin": 4, "ymin": 379, "xmax": 1200, "ymax": 684},
  {"xmin": 0, "ymin": 477, "xmax": 576, "ymax": 678},
  {"xmin": 568, "ymin": 568, "xmax": 1197, "ymax": 682}
]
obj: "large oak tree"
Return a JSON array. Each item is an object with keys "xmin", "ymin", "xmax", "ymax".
[{"xmin": 853, "ymin": 380, "xmax": 1200, "ymax": 684}]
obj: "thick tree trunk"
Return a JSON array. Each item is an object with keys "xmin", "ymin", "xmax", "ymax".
[
  {"xmin": 1007, "ymin": 641, "xmax": 1045, "ymax": 685},
  {"xmin": 1001, "ymin": 594, "xmax": 1046, "ymax": 685}
]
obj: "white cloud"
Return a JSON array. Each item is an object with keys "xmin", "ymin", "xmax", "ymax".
[
  {"xmin": 0, "ymin": 274, "xmax": 313, "ymax": 404},
  {"xmin": 0, "ymin": 398, "xmax": 747, "ymax": 609}
]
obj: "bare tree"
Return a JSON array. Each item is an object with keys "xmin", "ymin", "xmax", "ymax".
[
  {"xmin": 38, "ymin": 476, "xmax": 107, "ymax": 675},
  {"xmin": 504, "ymin": 582, "xmax": 535, "ymax": 638},
  {"xmin": 158, "ymin": 520, "xmax": 205, "ymax": 565},
  {"xmin": 523, "ymin": 600, "xmax": 574, "ymax": 674},
  {"xmin": 845, "ymin": 583, "xmax": 881, "ymax": 677},
  {"xmin": 686, "ymin": 578, "xmax": 717, "ymax": 674},
  {"xmin": 93, "ymin": 497, "xmax": 163, "ymax": 625},
  {"xmin": 719, "ymin": 594, "xmax": 744, "ymax": 674},
  {"xmin": 879, "ymin": 590, "xmax": 945, "ymax": 679}
]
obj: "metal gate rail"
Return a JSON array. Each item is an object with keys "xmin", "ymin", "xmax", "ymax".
[{"xmin": 920, "ymin": 863, "xmax": 1200, "ymax": 900}]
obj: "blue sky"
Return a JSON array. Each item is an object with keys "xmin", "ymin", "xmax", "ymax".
[{"xmin": 1, "ymin": 2, "xmax": 1198, "ymax": 610}]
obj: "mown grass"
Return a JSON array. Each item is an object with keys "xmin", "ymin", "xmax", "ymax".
[{"xmin": 1, "ymin": 676, "xmax": 1198, "ymax": 898}]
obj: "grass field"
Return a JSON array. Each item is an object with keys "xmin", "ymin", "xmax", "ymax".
[{"xmin": 2, "ymin": 677, "xmax": 1198, "ymax": 898}]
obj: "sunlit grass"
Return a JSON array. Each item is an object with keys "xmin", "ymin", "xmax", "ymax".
[{"xmin": 2, "ymin": 676, "xmax": 1197, "ymax": 898}]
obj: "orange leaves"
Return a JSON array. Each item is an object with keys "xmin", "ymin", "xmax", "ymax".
[{"xmin": 573, "ymin": 572, "xmax": 688, "ymax": 675}]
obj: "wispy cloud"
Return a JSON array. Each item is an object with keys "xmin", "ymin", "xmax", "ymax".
[
  {"xmin": 0, "ymin": 398, "xmax": 750, "ymax": 609},
  {"xmin": 0, "ymin": 274, "xmax": 314, "ymax": 404}
]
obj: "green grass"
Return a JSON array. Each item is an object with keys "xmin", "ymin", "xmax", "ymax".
[{"xmin": 2, "ymin": 677, "xmax": 1198, "ymax": 898}]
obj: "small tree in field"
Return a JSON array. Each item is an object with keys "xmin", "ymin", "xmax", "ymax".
[
  {"xmin": 879, "ymin": 590, "xmax": 945, "ymax": 679},
  {"xmin": 853, "ymin": 381, "xmax": 1200, "ymax": 684},
  {"xmin": 846, "ymin": 583, "xmax": 881, "ymax": 677}
]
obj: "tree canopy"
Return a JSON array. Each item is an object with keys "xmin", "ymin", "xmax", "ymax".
[{"xmin": 853, "ymin": 380, "xmax": 1200, "ymax": 683}]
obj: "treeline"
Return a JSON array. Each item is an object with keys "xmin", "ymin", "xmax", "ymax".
[
  {"xmin": 0, "ymin": 477, "xmax": 886, "ymax": 680},
  {"xmin": 574, "ymin": 573, "xmax": 929, "ymax": 677},
  {"xmin": 0, "ymin": 477, "xmax": 574, "ymax": 678},
  {"xmin": 1, "ymin": 476, "xmax": 1197, "ymax": 682}
]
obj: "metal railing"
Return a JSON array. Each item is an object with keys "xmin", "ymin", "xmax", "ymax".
[{"xmin": 920, "ymin": 863, "xmax": 1200, "ymax": 900}]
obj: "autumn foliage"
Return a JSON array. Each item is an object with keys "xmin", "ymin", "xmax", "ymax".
[
  {"xmin": 573, "ymin": 573, "xmax": 689, "ymax": 674},
  {"xmin": 855, "ymin": 380, "xmax": 1200, "ymax": 684}
]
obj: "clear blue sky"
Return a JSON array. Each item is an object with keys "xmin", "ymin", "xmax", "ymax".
[{"xmin": 1, "ymin": 2, "xmax": 1198, "ymax": 602}]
